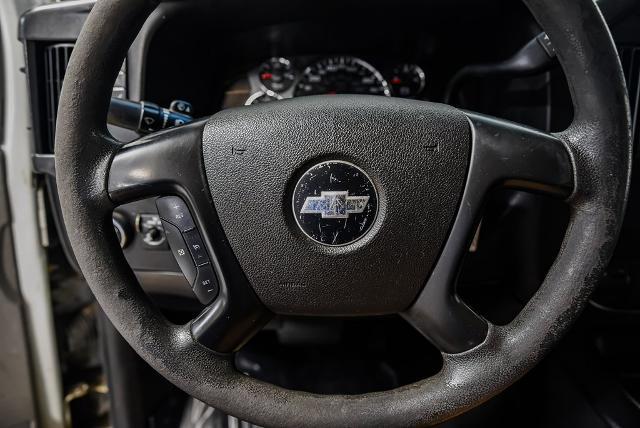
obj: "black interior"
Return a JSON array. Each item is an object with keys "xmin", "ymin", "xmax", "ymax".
[{"xmin": 18, "ymin": 0, "xmax": 640, "ymax": 426}]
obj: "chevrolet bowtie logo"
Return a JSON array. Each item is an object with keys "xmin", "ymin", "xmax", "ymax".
[{"xmin": 300, "ymin": 191, "xmax": 370, "ymax": 219}]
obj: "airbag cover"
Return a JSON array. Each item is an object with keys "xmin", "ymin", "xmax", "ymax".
[{"xmin": 202, "ymin": 95, "xmax": 470, "ymax": 315}]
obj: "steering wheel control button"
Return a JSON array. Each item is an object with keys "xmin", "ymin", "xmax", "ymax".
[
  {"xmin": 156, "ymin": 196, "xmax": 195, "ymax": 232},
  {"xmin": 292, "ymin": 161, "xmax": 378, "ymax": 246},
  {"xmin": 161, "ymin": 220, "xmax": 197, "ymax": 285},
  {"xmin": 192, "ymin": 264, "xmax": 220, "ymax": 305},
  {"xmin": 183, "ymin": 229, "xmax": 209, "ymax": 266}
]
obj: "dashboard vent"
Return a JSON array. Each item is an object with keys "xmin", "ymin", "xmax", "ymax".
[
  {"xmin": 42, "ymin": 43, "xmax": 127, "ymax": 152},
  {"xmin": 619, "ymin": 45, "xmax": 640, "ymax": 156},
  {"xmin": 43, "ymin": 43, "xmax": 74, "ymax": 152}
]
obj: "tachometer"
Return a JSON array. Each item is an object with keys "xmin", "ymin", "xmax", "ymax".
[{"xmin": 295, "ymin": 56, "xmax": 391, "ymax": 97}]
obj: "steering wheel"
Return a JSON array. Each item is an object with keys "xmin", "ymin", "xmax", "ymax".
[{"xmin": 55, "ymin": 0, "xmax": 632, "ymax": 425}]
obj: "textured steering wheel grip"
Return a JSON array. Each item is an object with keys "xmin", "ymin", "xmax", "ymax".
[{"xmin": 54, "ymin": 0, "xmax": 632, "ymax": 426}]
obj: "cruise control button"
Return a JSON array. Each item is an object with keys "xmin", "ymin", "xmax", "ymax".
[
  {"xmin": 156, "ymin": 196, "xmax": 195, "ymax": 232},
  {"xmin": 183, "ymin": 229, "xmax": 209, "ymax": 266},
  {"xmin": 192, "ymin": 264, "xmax": 219, "ymax": 305},
  {"xmin": 161, "ymin": 220, "xmax": 197, "ymax": 284}
]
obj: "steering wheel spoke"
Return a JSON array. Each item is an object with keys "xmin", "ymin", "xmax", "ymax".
[
  {"xmin": 403, "ymin": 112, "xmax": 574, "ymax": 354},
  {"xmin": 108, "ymin": 119, "xmax": 208, "ymax": 204},
  {"xmin": 465, "ymin": 112, "xmax": 574, "ymax": 197},
  {"xmin": 190, "ymin": 286, "xmax": 272, "ymax": 353},
  {"xmin": 108, "ymin": 119, "xmax": 271, "ymax": 353}
]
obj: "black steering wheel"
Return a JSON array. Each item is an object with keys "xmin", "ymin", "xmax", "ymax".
[{"xmin": 55, "ymin": 0, "xmax": 632, "ymax": 425}]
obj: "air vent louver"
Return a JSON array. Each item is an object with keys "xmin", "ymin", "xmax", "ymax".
[
  {"xmin": 619, "ymin": 46, "xmax": 640, "ymax": 156},
  {"xmin": 43, "ymin": 43, "xmax": 73, "ymax": 152},
  {"xmin": 42, "ymin": 43, "xmax": 127, "ymax": 152}
]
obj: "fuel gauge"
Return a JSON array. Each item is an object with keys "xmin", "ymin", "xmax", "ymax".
[{"xmin": 389, "ymin": 64, "xmax": 426, "ymax": 98}]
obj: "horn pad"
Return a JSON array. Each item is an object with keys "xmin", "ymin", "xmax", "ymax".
[{"xmin": 202, "ymin": 96, "xmax": 470, "ymax": 315}]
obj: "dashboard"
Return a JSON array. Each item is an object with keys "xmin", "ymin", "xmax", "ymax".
[
  {"xmin": 19, "ymin": 0, "xmax": 640, "ymax": 312},
  {"xmin": 139, "ymin": 0, "xmax": 543, "ymax": 119},
  {"xmin": 223, "ymin": 55, "xmax": 427, "ymax": 108},
  {"xmin": 18, "ymin": 0, "xmax": 558, "ymax": 303}
]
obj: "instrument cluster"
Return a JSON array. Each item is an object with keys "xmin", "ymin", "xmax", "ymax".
[{"xmin": 225, "ymin": 56, "xmax": 427, "ymax": 108}]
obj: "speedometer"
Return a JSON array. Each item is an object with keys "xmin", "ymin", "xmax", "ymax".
[{"xmin": 295, "ymin": 56, "xmax": 391, "ymax": 97}]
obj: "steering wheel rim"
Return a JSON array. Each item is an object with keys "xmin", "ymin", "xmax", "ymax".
[{"xmin": 55, "ymin": 0, "xmax": 632, "ymax": 426}]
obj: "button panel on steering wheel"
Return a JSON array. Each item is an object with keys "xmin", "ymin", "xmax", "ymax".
[{"xmin": 156, "ymin": 196, "xmax": 219, "ymax": 304}]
